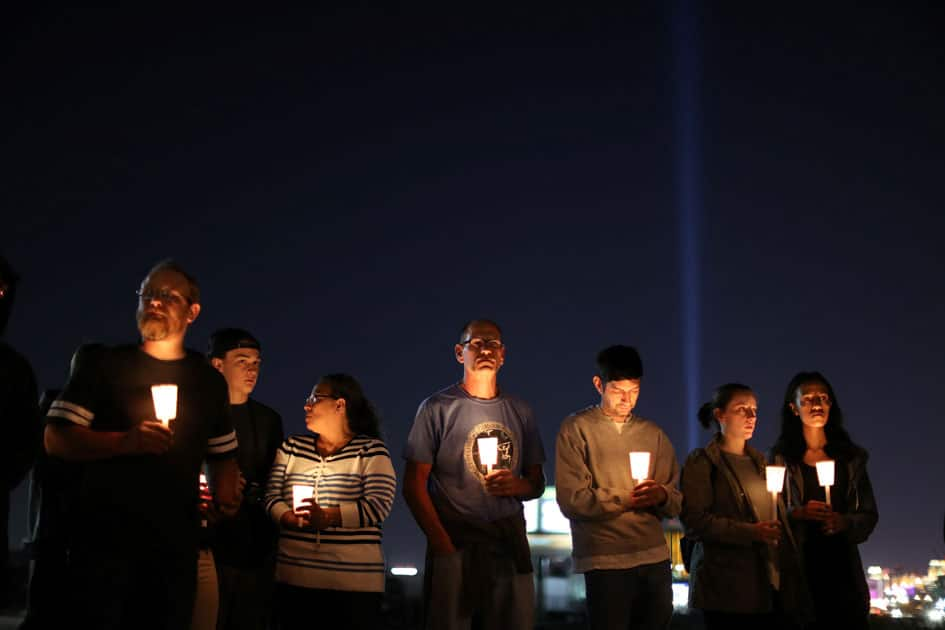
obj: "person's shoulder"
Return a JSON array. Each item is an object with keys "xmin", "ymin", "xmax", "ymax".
[
  {"xmin": 0, "ymin": 341, "xmax": 34, "ymax": 374},
  {"xmin": 417, "ymin": 383, "xmax": 462, "ymax": 410},
  {"xmin": 351, "ymin": 435, "xmax": 391, "ymax": 455},
  {"xmin": 105, "ymin": 343, "xmax": 136, "ymax": 363},
  {"xmin": 497, "ymin": 390, "xmax": 536, "ymax": 415},
  {"xmin": 682, "ymin": 446, "xmax": 711, "ymax": 468},
  {"xmin": 248, "ymin": 398, "xmax": 281, "ymax": 421},
  {"xmin": 0, "ymin": 341, "xmax": 27, "ymax": 363},
  {"xmin": 564, "ymin": 405, "xmax": 600, "ymax": 422},
  {"xmin": 841, "ymin": 443, "xmax": 870, "ymax": 466},
  {"xmin": 558, "ymin": 405, "xmax": 599, "ymax": 430},
  {"xmin": 632, "ymin": 414, "xmax": 671, "ymax": 437},
  {"xmin": 85, "ymin": 344, "xmax": 132, "ymax": 374},
  {"xmin": 184, "ymin": 348, "xmax": 215, "ymax": 371},
  {"xmin": 283, "ymin": 433, "xmax": 315, "ymax": 450},
  {"xmin": 182, "ymin": 349, "xmax": 227, "ymax": 387}
]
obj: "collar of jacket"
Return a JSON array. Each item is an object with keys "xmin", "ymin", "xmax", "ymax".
[{"xmin": 703, "ymin": 433, "xmax": 767, "ymax": 473}]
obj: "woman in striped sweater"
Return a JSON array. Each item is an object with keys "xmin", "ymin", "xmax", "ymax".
[{"xmin": 266, "ymin": 373, "xmax": 396, "ymax": 629}]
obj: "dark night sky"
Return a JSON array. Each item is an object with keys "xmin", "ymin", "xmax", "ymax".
[{"xmin": 4, "ymin": 4, "xmax": 944, "ymax": 573}]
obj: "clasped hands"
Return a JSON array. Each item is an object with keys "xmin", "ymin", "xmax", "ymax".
[
  {"xmin": 283, "ymin": 497, "xmax": 338, "ymax": 530},
  {"xmin": 625, "ymin": 480, "xmax": 668, "ymax": 510},
  {"xmin": 483, "ymin": 469, "xmax": 531, "ymax": 497},
  {"xmin": 795, "ymin": 499, "xmax": 848, "ymax": 536},
  {"xmin": 202, "ymin": 475, "xmax": 246, "ymax": 524}
]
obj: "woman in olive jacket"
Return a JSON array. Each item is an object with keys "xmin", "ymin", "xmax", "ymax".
[
  {"xmin": 771, "ymin": 371, "xmax": 878, "ymax": 630},
  {"xmin": 681, "ymin": 383, "xmax": 810, "ymax": 630}
]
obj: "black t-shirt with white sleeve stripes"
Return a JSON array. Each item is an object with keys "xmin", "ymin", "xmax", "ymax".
[{"xmin": 48, "ymin": 344, "xmax": 237, "ymax": 541}]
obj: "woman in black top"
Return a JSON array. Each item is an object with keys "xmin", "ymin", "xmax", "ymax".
[{"xmin": 771, "ymin": 371, "xmax": 878, "ymax": 630}]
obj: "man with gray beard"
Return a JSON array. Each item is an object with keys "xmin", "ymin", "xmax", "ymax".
[{"xmin": 45, "ymin": 259, "xmax": 241, "ymax": 629}]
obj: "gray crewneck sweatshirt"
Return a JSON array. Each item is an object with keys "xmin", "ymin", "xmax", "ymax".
[{"xmin": 555, "ymin": 406, "xmax": 682, "ymax": 564}]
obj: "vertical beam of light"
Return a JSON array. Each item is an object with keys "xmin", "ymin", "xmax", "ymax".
[{"xmin": 672, "ymin": 0, "xmax": 702, "ymax": 453}]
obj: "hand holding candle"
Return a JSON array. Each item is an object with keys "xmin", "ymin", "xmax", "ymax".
[
  {"xmin": 766, "ymin": 465, "xmax": 786, "ymax": 522},
  {"xmin": 629, "ymin": 451, "xmax": 650, "ymax": 486},
  {"xmin": 151, "ymin": 384, "xmax": 178, "ymax": 427},
  {"xmin": 292, "ymin": 485, "xmax": 314, "ymax": 528},
  {"xmin": 477, "ymin": 437, "xmax": 498, "ymax": 475},
  {"xmin": 198, "ymin": 473, "xmax": 210, "ymax": 527},
  {"xmin": 815, "ymin": 460, "xmax": 835, "ymax": 507}
]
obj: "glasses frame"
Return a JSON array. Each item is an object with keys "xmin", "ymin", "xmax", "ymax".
[
  {"xmin": 136, "ymin": 288, "xmax": 191, "ymax": 306},
  {"xmin": 460, "ymin": 337, "xmax": 504, "ymax": 351},
  {"xmin": 304, "ymin": 393, "xmax": 339, "ymax": 407}
]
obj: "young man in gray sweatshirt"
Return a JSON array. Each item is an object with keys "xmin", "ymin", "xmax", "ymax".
[{"xmin": 555, "ymin": 345, "xmax": 681, "ymax": 630}]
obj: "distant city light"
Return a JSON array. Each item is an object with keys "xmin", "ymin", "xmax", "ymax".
[{"xmin": 390, "ymin": 566, "xmax": 418, "ymax": 577}]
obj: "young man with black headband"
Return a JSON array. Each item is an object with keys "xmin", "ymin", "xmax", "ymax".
[{"xmin": 207, "ymin": 328, "xmax": 283, "ymax": 630}]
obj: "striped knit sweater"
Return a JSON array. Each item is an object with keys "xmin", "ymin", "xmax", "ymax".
[{"xmin": 265, "ymin": 433, "xmax": 396, "ymax": 592}]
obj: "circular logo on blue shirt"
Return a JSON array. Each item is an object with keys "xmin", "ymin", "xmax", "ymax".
[{"xmin": 464, "ymin": 421, "xmax": 518, "ymax": 479}]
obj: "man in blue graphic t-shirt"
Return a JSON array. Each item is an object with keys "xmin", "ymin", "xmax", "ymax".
[{"xmin": 404, "ymin": 319, "xmax": 546, "ymax": 630}]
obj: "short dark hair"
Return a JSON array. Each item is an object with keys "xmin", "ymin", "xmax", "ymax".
[
  {"xmin": 145, "ymin": 259, "xmax": 200, "ymax": 304},
  {"xmin": 458, "ymin": 319, "xmax": 503, "ymax": 343},
  {"xmin": 207, "ymin": 328, "xmax": 261, "ymax": 359},
  {"xmin": 596, "ymin": 345, "xmax": 643, "ymax": 383},
  {"xmin": 697, "ymin": 383, "xmax": 753, "ymax": 430}
]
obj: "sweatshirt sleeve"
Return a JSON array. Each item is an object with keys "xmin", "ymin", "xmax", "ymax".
[
  {"xmin": 653, "ymin": 429, "xmax": 682, "ymax": 518},
  {"xmin": 680, "ymin": 450, "xmax": 756, "ymax": 546},
  {"xmin": 555, "ymin": 419, "xmax": 627, "ymax": 521},
  {"xmin": 338, "ymin": 441, "xmax": 397, "ymax": 529},
  {"xmin": 265, "ymin": 437, "xmax": 293, "ymax": 525}
]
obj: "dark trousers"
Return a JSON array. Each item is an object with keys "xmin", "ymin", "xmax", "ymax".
[
  {"xmin": 584, "ymin": 561, "xmax": 673, "ymax": 630},
  {"xmin": 69, "ymin": 537, "xmax": 197, "ymax": 630},
  {"xmin": 273, "ymin": 582, "xmax": 381, "ymax": 630},
  {"xmin": 20, "ymin": 537, "xmax": 70, "ymax": 629},
  {"xmin": 216, "ymin": 557, "xmax": 276, "ymax": 630}
]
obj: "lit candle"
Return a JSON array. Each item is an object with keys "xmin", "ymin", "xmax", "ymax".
[
  {"xmin": 629, "ymin": 451, "xmax": 650, "ymax": 486},
  {"xmin": 815, "ymin": 460, "xmax": 835, "ymax": 507},
  {"xmin": 151, "ymin": 384, "xmax": 178, "ymax": 426},
  {"xmin": 199, "ymin": 472, "xmax": 209, "ymax": 528},
  {"xmin": 292, "ymin": 485, "xmax": 314, "ymax": 529},
  {"xmin": 766, "ymin": 465, "xmax": 786, "ymax": 522},
  {"xmin": 477, "ymin": 437, "xmax": 498, "ymax": 475}
]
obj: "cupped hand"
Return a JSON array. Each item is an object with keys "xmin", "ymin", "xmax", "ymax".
[
  {"xmin": 753, "ymin": 519, "xmax": 782, "ymax": 546},
  {"xmin": 122, "ymin": 421, "xmax": 172, "ymax": 455},
  {"xmin": 627, "ymin": 480, "xmax": 668, "ymax": 510},
  {"xmin": 484, "ymin": 469, "xmax": 529, "ymax": 497}
]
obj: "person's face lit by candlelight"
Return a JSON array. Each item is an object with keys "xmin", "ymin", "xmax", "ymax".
[
  {"xmin": 212, "ymin": 347, "xmax": 261, "ymax": 401},
  {"xmin": 594, "ymin": 377, "xmax": 641, "ymax": 420},
  {"xmin": 716, "ymin": 391, "xmax": 758, "ymax": 441},
  {"xmin": 136, "ymin": 268, "xmax": 199, "ymax": 342},
  {"xmin": 455, "ymin": 321, "xmax": 505, "ymax": 375},
  {"xmin": 303, "ymin": 383, "xmax": 343, "ymax": 434},
  {"xmin": 791, "ymin": 381, "xmax": 832, "ymax": 429}
]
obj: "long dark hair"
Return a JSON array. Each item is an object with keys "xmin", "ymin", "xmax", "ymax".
[
  {"xmin": 697, "ymin": 383, "xmax": 753, "ymax": 431},
  {"xmin": 771, "ymin": 371, "xmax": 857, "ymax": 463},
  {"xmin": 320, "ymin": 373, "xmax": 381, "ymax": 439}
]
